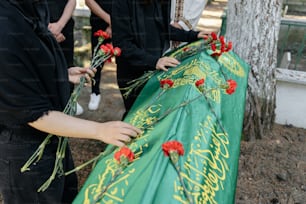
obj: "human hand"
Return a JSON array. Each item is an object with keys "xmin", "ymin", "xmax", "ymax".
[
  {"xmin": 97, "ymin": 121, "xmax": 142, "ymax": 147},
  {"xmin": 172, "ymin": 41, "xmax": 181, "ymax": 48},
  {"xmin": 48, "ymin": 22, "xmax": 66, "ymax": 42},
  {"xmin": 156, "ymin": 57, "xmax": 180, "ymax": 71},
  {"xmin": 171, "ymin": 22, "xmax": 183, "ymax": 29},
  {"xmin": 105, "ymin": 26, "xmax": 112, "ymax": 38},
  {"xmin": 68, "ymin": 67, "xmax": 96, "ymax": 86},
  {"xmin": 48, "ymin": 22, "xmax": 64, "ymax": 36},
  {"xmin": 197, "ymin": 31, "xmax": 209, "ymax": 39},
  {"xmin": 54, "ymin": 33, "xmax": 66, "ymax": 43}
]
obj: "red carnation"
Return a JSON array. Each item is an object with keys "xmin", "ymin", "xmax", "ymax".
[
  {"xmin": 105, "ymin": 43, "xmax": 114, "ymax": 54},
  {"xmin": 114, "ymin": 146, "xmax": 135, "ymax": 165},
  {"xmin": 211, "ymin": 43, "xmax": 217, "ymax": 51},
  {"xmin": 226, "ymin": 42, "xmax": 233, "ymax": 51},
  {"xmin": 100, "ymin": 44, "xmax": 111, "ymax": 54},
  {"xmin": 226, "ymin": 79, "xmax": 237, "ymax": 95},
  {"xmin": 105, "ymin": 43, "xmax": 113, "ymax": 49},
  {"xmin": 211, "ymin": 32, "xmax": 218, "ymax": 41},
  {"xmin": 162, "ymin": 141, "xmax": 184, "ymax": 157},
  {"xmin": 160, "ymin": 79, "xmax": 174, "ymax": 89},
  {"xmin": 93, "ymin": 30, "xmax": 103, "ymax": 37},
  {"xmin": 219, "ymin": 36, "xmax": 225, "ymax": 44},
  {"xmin": 220, "ymin": 43, "xmax": 226, "ymax": 53},
  {"xmin": 161, "ymin": 141, "xmax": 192, "ymax": 203},
  {"xmin": 94, "ymin": 30, "xmax": 110, "ymax": 39},
  {"xmin": 113, "ymin": 47, "xmax": 122, "ymax": 56},
  {"xmin": 183, "ymin": 47, "xmax": 190, "ymax": 52},
  {"xmin": 195, "ymin": 78, "xmax": 205, "ymax": 87}
]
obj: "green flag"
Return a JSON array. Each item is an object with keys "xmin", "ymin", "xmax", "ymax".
[{"xmin": 73, "ymin": 40, "xmax": 249, "ymax": 204}]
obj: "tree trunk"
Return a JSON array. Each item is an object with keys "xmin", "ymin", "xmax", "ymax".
[{"xmin": 226, "ymin": 0, "xmax": 283, "ymax": 140}]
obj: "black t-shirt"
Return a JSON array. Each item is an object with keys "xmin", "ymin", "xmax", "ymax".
[
  {"xmin": 90, "ymin": 0, "xmax": 112, "ymax": 19},
  {"xmin": 0, "ymin": 0, "xmax": 70, "ymax": 126},
  {"xmin": 46, "ymin": 0, "xmax": 67, "ymax": 22},
  {"xmin": 94, "ymin": 0, "xmax": 112, "ymax": 14},
  {"xmin": 90, "ymin": 0, "xmax": 112, "ymax": 29}
]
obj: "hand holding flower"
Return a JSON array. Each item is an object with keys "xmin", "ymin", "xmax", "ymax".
[
  {"xmin": 68, "ymin": 67, "xmax": 96, "ymax": 86},
  {"xmin": 21, "ymin": 29, "xmax": 123, "ymax": 192}
]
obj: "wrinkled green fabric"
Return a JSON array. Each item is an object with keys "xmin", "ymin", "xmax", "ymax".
[{"xmin": 73, "ymin": 40, "xmax": 249, "ymax": 204}]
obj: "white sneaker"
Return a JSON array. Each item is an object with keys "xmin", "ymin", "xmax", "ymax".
[
  {"xmin": 76, "ymin": 102, "xmax": 84, "ymax": 116},
  {"xmin": 88, "ymin": 93, "xmax": 101, "ymax": 110}
]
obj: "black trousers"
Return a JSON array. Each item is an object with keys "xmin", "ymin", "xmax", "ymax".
[
  {"xmin": 59, "ymin": 19, "xmax": 75, "ymax": 68},
  {"xmin": 0, "ymin": 126, "xmax": 78, "ymax": 204}
]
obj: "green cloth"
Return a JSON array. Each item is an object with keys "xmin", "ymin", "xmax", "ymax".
[{"xmin": 73, "ymin": 40, "xmax": 249, "ymax": 204}]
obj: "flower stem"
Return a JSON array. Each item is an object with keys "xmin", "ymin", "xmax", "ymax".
[
  {"xmin": 20, "ymin": 134, "xmax": 53, "ymax": 172},
  {"xmin": 122, "ymin": 71, "xmax": 157, "ymax": 98},
  {"xmin": 172, "ymin": 162, "xmax": 194, "ymax": 204},
  {"xmin": 94, "ymin": 168, "xmax": 122, "ymax": 202},
  {"xmin": 201, "ymin": 93, "xmax": 228, "ymax": 135},
  {"xmin": 141, "ymin": 93, "xmax": 203, "ymax": 130},
  {"xmin": 21, "ymin": 39, "xmax": 112, "ymax": 192},
  {"xmin": 37, "ymin": 137, "xmax": 68, "ymax": 192}
]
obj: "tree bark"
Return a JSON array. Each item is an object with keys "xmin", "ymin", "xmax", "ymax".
[{"xmin": 226, "ymin": 0, "xmax": 283, "ymax": 140}]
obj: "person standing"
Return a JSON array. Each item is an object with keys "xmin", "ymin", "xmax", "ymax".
[
  {"xmin": 111, "ymin": 0, "xmax": 207, "ymax": 116},
  {"xmin": 85, "ymin": 0, "xmax": 112, "ymax": 111},
  {"xmin": 47, "ymin": 0, "xmax": 76, "ymax": 67},
  {"xmin": 170, "ymin": 0, "xmax": 207, "ymax": 31},
  {"xmin": 170, "ymin": 0, "xmax": 208, "ymax": 48},
  {"xmin": 47, "ymin": 0, "xmax": 84, "ymax": 115},
  {"xmin": 0, "ymin": 0, "xmax": 141, "ymax": 203}
]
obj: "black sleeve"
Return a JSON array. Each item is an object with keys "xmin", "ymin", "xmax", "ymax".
[
  {"xmin": 0, "ymin": 15, "xmax": 62, "ymax": 126},
  {"xmin": 169, "ymin": 25, "xmax": 200, "ymax": 42},
  {"xmin": 111, "ymin": 0, "xmax": 159, "ymax": 69},
  {"xmin": 0, "ymin": 40, "xmax": 53, "ymax": 125}
]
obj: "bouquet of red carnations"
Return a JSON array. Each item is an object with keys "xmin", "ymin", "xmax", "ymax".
[{"xmin": 20, "ymin": 30, "xmax": 121, "ymax": 192}]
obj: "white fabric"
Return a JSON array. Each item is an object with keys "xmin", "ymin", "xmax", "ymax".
[{"xmin": 170, "ymin": 0, "xmax": 208, "ymax": 31}]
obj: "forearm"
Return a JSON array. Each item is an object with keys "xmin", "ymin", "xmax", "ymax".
[
  {"xmin": 57, "ymin": 0, "xmax": 76, "ymax": 30},
  {"xmin": 85, "ymin": 0, "xmax": 111, "ymax": 25},
  {"xmin": 28, "ymin": 111, "xmax": 99, "ymax": 140},
  {"xmin": 28, "ymin": 110, "xmax": 142, "ymax": 147},
  {"xmin": 169, "ymin": 25, "xmax": 199, "ymax": 42}
]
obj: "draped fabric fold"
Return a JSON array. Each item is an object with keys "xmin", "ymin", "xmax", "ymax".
[{"xmin": 73, "ymin": 40, "xmax": 249, "ymax": 204}]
